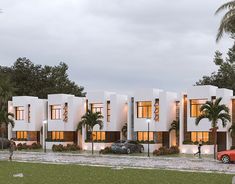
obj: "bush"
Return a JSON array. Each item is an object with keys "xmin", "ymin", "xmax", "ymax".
[
  {"xmin": 99, "ymin": 147, "xmax": 112, "ymax": 154},
  {"xmin": 230, "ymin": 146, "xmax": 235, "ymax": 150},
  {"xmin": 16, "ymin": 142, "xmax": 42, "ymax": 150},
  {"xmin": 52, "ymin": 144, "xmax": 80, "ymax": 152},
  {"xmin": 153, "ymin": 146, "xmax": 179, "ymax": 156}
]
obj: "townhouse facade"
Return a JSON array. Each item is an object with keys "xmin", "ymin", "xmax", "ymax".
[{"xmin": 7, "ymin": 85, "xmax": 235, "ymax": 154}]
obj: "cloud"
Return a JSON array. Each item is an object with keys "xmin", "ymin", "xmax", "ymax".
[{"xmin": 0, "ymin": 0, "xmax": 232, "ymax": 94}]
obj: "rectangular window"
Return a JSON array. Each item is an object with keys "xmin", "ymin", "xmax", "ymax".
[
  {"xmin": 28, "ymin": 104, "xmax": 31, "ymax": 122},
  {"xmin": 91, "ymin": 103, "xmax": 103, "ymax": 114},
  {"xmin": 191, "ymin": 132, "xmax": 209, "ymax": 142},
  {"xmin": 107, "ymin": 101, "xmax": 111, "ymax": 122},
  {"xmin": 176, "ymin": 101, "xmax": 180, "ymax": 121},
  {"xmin": 51, "ymin": 105, "xmax": 62, "ymax": 120},
  {"xmin": 154, "ymin": 99, "xmax": 159, "ymax": 121},
  {"xmin": 92, "ymin": 131, "xmax": 105, "ymax": 141},
  {"xmin": 137, "ymin": 131, "xmax": 154, "ymax": 141},
  {"xmin": 15, "ymin": 106, "xmax": 24, "ymax": 120},
  {"xmin": 17, "ymin": 131, "xmax": 27, "ymax": 139},
  {"xmin": 137, "ymin": 101, "xmax": 152, "ymax": 118},
  {"xmin": 52, "ymin": 131, "xmax": 64, "ymax": 140},
  {"xmin": 190, "ymin": 99, "xmax": 207, "ymax": 117}
]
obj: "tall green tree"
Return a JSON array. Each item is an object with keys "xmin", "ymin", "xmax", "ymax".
[
  {"xmin": 0, "ymin": 57, "xmax": 86, "ymax": 98},
  {"xmin": 196, "ymin": 46, "xmax": 235, "ymax": 94},
  {"xmin": 215, "ymin": 0, "xmax": 235, "ymax": 42},
  {"xmin": 195, "ymin": 97, "xmax": 231, "ymax": 159},
  {"xmin": 77, "ymin": 110, "xmax": 103, "ymax": 155}
]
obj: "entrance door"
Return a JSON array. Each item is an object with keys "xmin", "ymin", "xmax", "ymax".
[
  {"xmin": 162, "ymin": 132, "xmax": 169, "ymax": 148},
  {"xmin": 217, "ymin": 132, "xmax": 226, "ymax": 152}
]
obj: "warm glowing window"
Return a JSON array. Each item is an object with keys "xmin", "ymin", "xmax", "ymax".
[
  {"xmin": 91, "ymin": 103, "xmax": 103, "ymax": 114},
  {"xmin": 154, "ymin": 99, "xmax": 159, "ymax": 121},
  {"xmin": 92, "ymin": 131, "xmax": 105, "ymax": 141},
  {"xmin": 137, "ymin": 101, "xmax": 152, "ymax": 118},
  {"xmin": 137, "ymin": 132, "xmax": 154, "ymax": 141},
  {"xmin": 107, "ymin": 101, "xmax": 111, "ymax": 122},
  {"xmin": 15, "ymin": 106, "xmax": 24, "ymax": 120},
  {"xmin": 190, "ymin": 99, "xmax": 207, "ymax": 117},
  {"xmin": 17, "ymin": 131, "xmax": 27, "ymax": 139},
  {"xmin": 52, "ymin": 131, "xmax": 64, "ymax": 140},
  {"xmin": 191, "ymin": 132, "xmax": 209, "ymax": 142},
  {"xmin": 51, "ymin": 105, "xmax": 62, "ymax": 120}
]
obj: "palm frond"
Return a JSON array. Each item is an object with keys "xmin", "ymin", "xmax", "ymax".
[{"xmin": 215, "ymin": 1, "xmax": 235, "ymax": 15}]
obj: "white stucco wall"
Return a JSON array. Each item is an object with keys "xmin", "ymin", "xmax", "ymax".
[
  {"xmin": 47, "ymin": 94, "xmax": 86, "ymax": 131},
  {"xmin": 133, "ymin": 89, "xmax": 177, "ymax": 132},
  {"xmin": 8, "ymin": 96, "xmax": 47, "ymax": 133}
]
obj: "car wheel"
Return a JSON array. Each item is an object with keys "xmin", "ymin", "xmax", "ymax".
[
  {"xmin": 127, "ymin": 148, "xmax": 131, "ymax": 154},
  {"xmin": 221, "ymin": 155, "xmax": 230, "ymax": 164},
  {"xmin": 140, "ymin": 147, "xmax": 144, "ymax": 153}
]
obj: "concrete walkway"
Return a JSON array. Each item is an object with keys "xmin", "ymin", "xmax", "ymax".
[{"xmin": 0, "ymin": 151, "xmax": 235, "ymax": 174}]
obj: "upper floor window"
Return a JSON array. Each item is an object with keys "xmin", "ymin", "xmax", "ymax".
[
  {"xmin": 176, "ymin": 101, "xmax": 180, "ymax": 121},
  {"xmin": 51, "ymin": 105, "xmax": 62, "ymax": 120},
  {"xmin": 28, "ymin": 104, "xmax": 31, "ymax": 123},
  {"xmin": 107, "ymin": 101, "xmax": 110, "ymax": 122},
  {"xmin": 154, "ymin": 99, "xmax": 159, "ymax": 121},
  {"xmin": 190, "ymin": 99, "xmax": 207, "ymax": 117},
  {"xmin": 91, "ymin": 103, "xmax": 103, "ymax": 114},
  {"xmin": 15, "ymin": 106, "xmax": 24, "ymax": 120},
  {"xmin": 191, "ymin": 132, "xmax": 209, "ymax": 142},
  {"xmin": 137, "ymin": 101, "xmax": 152, "ymax": 118}
]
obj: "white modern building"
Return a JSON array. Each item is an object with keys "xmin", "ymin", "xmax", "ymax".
[
  {"xmin": 46, "ymin": 94, "xmax": 86, "ymax": 149},
  {"xmin": 179, "ymin": 85, "xmax": 234, "ymax": 154},
  {"xmin": 8, "ymin": 96, "xmax": 47, "ymax": 145},
  {"xmin": 82, "ymin": 91, "xmax": 128, "ymax": 151},
  {"xmin": 127, "ymin": 89, "xmax": 178, "ymax": 152}
]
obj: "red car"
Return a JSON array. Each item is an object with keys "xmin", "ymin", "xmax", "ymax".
[{"xmin": 217, "ymin": 150, "xmax": 235, "ymax": 164}]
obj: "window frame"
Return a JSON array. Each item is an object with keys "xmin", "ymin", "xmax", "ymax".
[
  {"xmin": 51, "ymin": 105, "xmax": 62, "ymax": 120},
  {"xmin": 15, "ymin": 106, "xmax": 25, "ymax": 120},
  {"xmin": 136, "ymin": 101, "xmax": 152, "ymax": 118},
  {"xmin": 190, "ymin": 99, "xmax": 207, "ymax": 117}
]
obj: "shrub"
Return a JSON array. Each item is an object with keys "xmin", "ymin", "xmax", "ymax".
[
  {"xmin": 16, "ymin": 143, "xmax": 23, "ymax": 150},
  {"xmin": 99, "ymin": 147, "xmax": 112, "ymax": 154},
  {"xmin": 153, "ymin": 146, "xmax": 179, "ymax": 156},
  {"xmin": 52, "ymin": 144, "xmax": 80, "ymax": 152},
  {"xmin": 17, "ymin": 142, "xmax": 42, "ymax": 150},
  {"xmin": 29, "ymin": 143, "xmax": 42, "ymax": 149},
  {"xmin": 230, "ymin": 146, "xmax": 235, "ymax": 150}
]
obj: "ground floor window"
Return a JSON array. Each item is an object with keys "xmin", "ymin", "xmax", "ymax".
[
  {"xmin": 87, "ymin": 131, "xmax": 120, "ymax": 142},
  {"xmin": 47, "ymin": 131, "xmax": 76, "ymax": 142},
  {"xmin": 191, "ymin": 132, "xmax": 209, "ymax": 142},
  {"xmin": 16, "ymin": 131, "xmax": 27, "ymax": 140},
  {"xmin": 137, "ymin": 131, "xmax": 154, "ymax": 142}
]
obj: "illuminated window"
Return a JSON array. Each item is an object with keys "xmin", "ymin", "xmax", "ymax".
[
  {"xmin": 137, "ymin": 101, "xmax": 152, "ymax": 118},
  {"xmin": 15, "ymin": 106, "xmax": 24, "ymax": 120},
  {"xmin": 191, "ymin": 132, "xmax": 209, "ymax": 142},
  {"xmin": 190, "ymin": 99, "xmax": 207, "ymax": 117},
  {"xmin": 176, "ymin": 101, "xmax": 180, "ymax": 121},
  {"xmin": 92, "ymin": 131, "xmax": 105, "ymax": 141},
  {"xmin": 154, "ymin": 99, "xmax": 159, "ymax": 121},
  {"xmin": 107, "ymin": 101, "xmax": 111, "ymax": 122},
  {"xmin": 52, "ymin": 131, "xmax": 64, "ymax": 140},
  {"xmin": 137, "ymin": 132, "xmax": 154, "ymax": 141},
  {"xmin": 17, "ymin": 131, "xmax": 27, "ymax": 139},
  {"xmin": 91, "ymin": 103, "xmax": 103, "ymax": 114},
  {"xmin": 51, "ymin": 105, "xmax": 62, "ymax": 120},
  {"xmin": 63, "ymin": 103, "xmax": 68, "ymax": 122}
]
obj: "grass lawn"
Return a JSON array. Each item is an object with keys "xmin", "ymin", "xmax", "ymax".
[{"xmin": 0, "ymin": 161, "xmax": 233, "ymax": 184}]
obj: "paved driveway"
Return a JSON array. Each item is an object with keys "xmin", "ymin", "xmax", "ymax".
[{"xmin": 0, "ymin": 151, "xmax": 235, "ymax": 174}]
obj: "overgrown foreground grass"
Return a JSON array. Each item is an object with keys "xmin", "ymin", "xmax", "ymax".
[{"xmin": 0, "ymin": 161, "xmax": 233, "ymax": 184}]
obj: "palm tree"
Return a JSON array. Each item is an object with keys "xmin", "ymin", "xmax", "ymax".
[
  {"xmin": 169, "ymin": 120, "xmax": 179, "ymax": 146},
  {"xmin": 195, "ymin": 97, "xmax": 231, "ymax": 159},
  {"xmin": 215, "ymin": 1, "xmax": 235, "ymax": 42},
  {"xmin": 77, "ymin": 110, "xmax": 103, "ymax": 155},
  {"xmin": 0, "ymin": 107, "xmax": 14, "ymax": 150},
  {"xmin": 121, "ymin": 123, "xmax": 127, "ymax": 140}
]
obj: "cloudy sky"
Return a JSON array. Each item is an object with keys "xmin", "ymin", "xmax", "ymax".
[{"xmin": 0, "ymin": 0, "xmax": 232, "ymax": 94}]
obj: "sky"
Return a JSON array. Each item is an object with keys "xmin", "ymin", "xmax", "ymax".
[{"xmin": 0, "ymin": 0, "xmax": 233, "ymax": 94}]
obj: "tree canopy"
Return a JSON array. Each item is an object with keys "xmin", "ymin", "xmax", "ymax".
[
  {"xmin": 196, "ymin": 44, "xmax": 235, "ymax": 94},
  {"xmin": 0, "ymin": 57, "xmax": 85, "ymax": 99}
]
